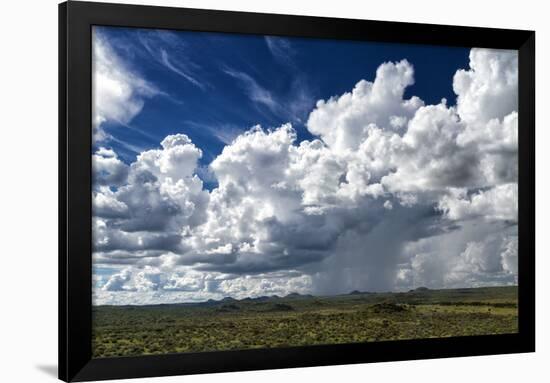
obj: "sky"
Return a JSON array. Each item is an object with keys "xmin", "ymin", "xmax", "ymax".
[{"xmin": 91, "ymin": 26, "xmax": 519, "ymax": 305}]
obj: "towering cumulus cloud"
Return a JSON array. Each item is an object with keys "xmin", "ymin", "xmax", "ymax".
[{"xmin": 93, "ymin": 48, "xmax": 518, "ymax": 305}]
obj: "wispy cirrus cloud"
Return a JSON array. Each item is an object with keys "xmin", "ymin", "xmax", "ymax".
[
  {"xmin": 223, "ymin": 68, "xmax": 282, "ymax": 114},
  {"xmin": 184, "ymin": 120, "xmax": 246, "ymax": 146},
  {"xmin": 109, "ymin": 136, "xmax": 150, "ymax": 155},
  {"xmin": 92, "ymin": 29, "xmax": 160, "ymax": 143},
  {"xmin": 265, "ymin": 37, "xmax": 317, "ymax": 122},
  {"xmin": 265, "ymin": 36, "xmax": 297, "ymax": 68},
  {"xmin": 137, "ymin": 30, "xmax": 208, "ymax": 91},
  {"xmin": 160, "ymin": 49, "xmax": 207, "ymax": 91},
  {"xmin": 223, "ymin": 66, "xmax": 315, "ymax": 124}
]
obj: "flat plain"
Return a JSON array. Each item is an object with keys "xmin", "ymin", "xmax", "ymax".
[{"xmin": 92, "ymin": 285, "xmax": 518, "ymax": 358}]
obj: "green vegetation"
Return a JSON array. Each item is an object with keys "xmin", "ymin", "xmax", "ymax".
[{"xmin": 92, "ymin": 286, "xmax": 518, "ymax": 358}]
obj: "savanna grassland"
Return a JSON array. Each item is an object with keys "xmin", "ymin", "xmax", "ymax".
[{"xmin": 92, "ymin": 286, "xmax": 518, "ymax": 358}]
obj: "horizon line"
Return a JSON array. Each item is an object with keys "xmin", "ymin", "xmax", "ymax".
[{"xmin": 92, "ymin": 284, "xmax": 518, "ymax": 307}]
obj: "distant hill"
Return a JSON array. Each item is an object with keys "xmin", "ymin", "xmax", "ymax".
[
  {"xmin": 220, "ymin": 296, "xmax": 237, "ymax": 302},
  {"xmin": 284, "ymin": 292, "xmax": 314, "ymax": 299},
  {"xmin": 409, "ymin": 286, "xmax": 430, "ymax": 292}
]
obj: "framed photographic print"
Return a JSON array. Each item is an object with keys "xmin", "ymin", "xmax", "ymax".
[{"xmin": 59, "ymin": 1, "xmax": 535, "ymax": 381}]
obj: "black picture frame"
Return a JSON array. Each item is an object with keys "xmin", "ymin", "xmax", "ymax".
[{"xmin": 59, "ymin": 1, "xmax": 535, "ymax": 381}]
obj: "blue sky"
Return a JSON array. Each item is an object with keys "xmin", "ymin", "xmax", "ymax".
[{"xmin": 94, "ymin": 26, "xmax": 469, "ymax": 188}]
